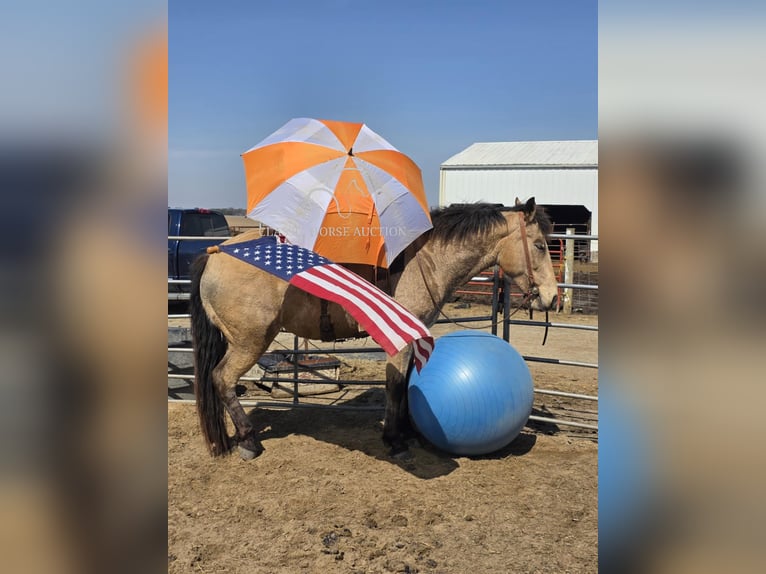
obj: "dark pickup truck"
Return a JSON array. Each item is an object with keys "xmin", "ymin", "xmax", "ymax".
[{"xmin": 168, "ymin": 208, "xmax": 230, "ymax": 299}]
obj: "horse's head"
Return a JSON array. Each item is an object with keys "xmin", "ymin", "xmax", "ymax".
[{"xmin": 496, "ymin": 197, "xmax": 559, "ymax": 311}]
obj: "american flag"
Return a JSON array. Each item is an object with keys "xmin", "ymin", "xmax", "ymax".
[{"xmin": 219, "ymin": 236, "xmax": 434, "ymax": 371}]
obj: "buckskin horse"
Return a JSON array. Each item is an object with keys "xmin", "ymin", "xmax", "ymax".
[{"xmin": 190, "ymin": 198, "xmax": 559, "ymax": 459}]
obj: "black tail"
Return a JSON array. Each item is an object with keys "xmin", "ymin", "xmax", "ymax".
[{"xmin": 189, "ymin": 254, "xmax": 231, "ymax": 456}]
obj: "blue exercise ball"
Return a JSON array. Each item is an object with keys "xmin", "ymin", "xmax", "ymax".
[{"xmin": 407, "ymin": 331, "xmax": 534, "ymax": 456}]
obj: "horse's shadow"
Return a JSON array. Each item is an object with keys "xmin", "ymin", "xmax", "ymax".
[{"xmin": 244, "ymin": 388, "xmax": 537, "ymax": 480}]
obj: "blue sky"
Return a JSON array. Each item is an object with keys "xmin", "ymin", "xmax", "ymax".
[{"xmin": 169, "ymin": 0, "xmax": 597, "ymax": 208}]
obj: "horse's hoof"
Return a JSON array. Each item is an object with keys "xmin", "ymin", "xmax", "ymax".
[
  {"xmin": 238, "ymin": 445, "xmax": 261, "ymax": 460},
  {"xmin": 389, "ymin": 447, "xmax": 413, "ymax": 461},
  {"xmin": 406, "ymin": 436, "xmax": 423, "ymax": 449}
]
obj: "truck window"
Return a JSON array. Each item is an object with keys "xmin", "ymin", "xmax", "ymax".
[{"xmin": 181, "ymin": 213, "xmax": 230, "ymax": 237}]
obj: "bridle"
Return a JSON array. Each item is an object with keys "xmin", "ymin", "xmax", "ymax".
[
  {"xmin": 415, "ymin": 210, "xmax": 550, "ymax": 344},
  {"xmin": 516, "ymin": 211, "xmax": 540, "ymax": 307},
  {"xmin": 513, "ymin": 211, "xmax": 549, "ymax": 344}
]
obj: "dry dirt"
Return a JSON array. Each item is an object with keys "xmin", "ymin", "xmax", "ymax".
[{"xmin": 168, "ymin": 303, "xmax": 597, "ymax": 573}]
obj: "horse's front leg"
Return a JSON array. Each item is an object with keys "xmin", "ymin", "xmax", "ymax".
[{"xmin": 383, "ymin": 347, "xmax": 415, "ymax": 457}]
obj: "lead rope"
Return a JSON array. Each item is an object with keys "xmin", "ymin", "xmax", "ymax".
[
  {"xmin": 415, "ymin": 213, "xmax": 546, "ymax": 340},
  {"xmin": 415, "ymin": 249, "xmax": 496, "ymax": 330}
]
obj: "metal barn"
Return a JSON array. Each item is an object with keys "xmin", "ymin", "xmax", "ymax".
[{"xmin": 439, "ymin": 140, "xmax": 598, "ymax": 260}]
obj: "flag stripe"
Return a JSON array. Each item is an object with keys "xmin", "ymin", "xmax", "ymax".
[
  {"xmin": 311, "ymin": 265, "xmax": 429, "ymax": 342},
  {"xmin": 411, "ymin": 340, "xmax": 427, "ymax": 371},
  {"xmin": 326, "ymin": 264, "xmax": 431, "ymax": 338},
  {"xmin": 291, "ymin": 270, "xmax": 405, "ymax": 354},
  {"xmin": 419, "ymin": 338, "xmax": 434, "ymax": 355},
  {"xmin": 300, "ymin": 267, "xmax": 407, "ymax": 350},
  {"xmin": 414, "ymin": 337, "xmax": 434, "ymax": 371},
  {"xmin": 311, "ymin": 265, "xmax": 433, "ymax": 367},
  {"xmin": 289, "ymin": 273, "xmax": 398, "ymax": 354},
  {"xmin": 291, "ymin": 277, "xmax": 398, "ymax": 355},
  {"xmin": 309, "ymin": 265, "xmax": 434, "ymax": 370}
]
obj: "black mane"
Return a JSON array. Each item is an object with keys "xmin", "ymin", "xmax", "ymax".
[{"xmin": 428, "ymin": 202, "xmax": 552, "ymax": 243}]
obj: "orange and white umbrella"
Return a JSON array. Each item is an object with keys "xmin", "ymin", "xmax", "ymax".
[{"xmin": 242, "ymin": 118, "xmax": 432, "ymax": 268}]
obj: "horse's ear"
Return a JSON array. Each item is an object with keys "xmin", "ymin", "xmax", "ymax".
[
  {"xmin": 514, "ymin": 197, "xmax": 522, "ymax": 206},
  {"xmin": 524, "ymin": 197, "xmax": 537, "ymax": 222}
]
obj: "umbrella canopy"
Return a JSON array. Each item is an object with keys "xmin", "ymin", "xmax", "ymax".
[{"xmin": 242, "ymin": 118, "xmax": 432, "ymax": 267}]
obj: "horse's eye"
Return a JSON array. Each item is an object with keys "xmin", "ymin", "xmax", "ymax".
[{"xmin": 534, "ymin": 242, "xmax": 546, "ymax": 252}]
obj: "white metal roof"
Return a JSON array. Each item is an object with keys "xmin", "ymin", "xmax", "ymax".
[{"xmin": 441, "ymin": 140, "xmax": 598, "ymax": 169}]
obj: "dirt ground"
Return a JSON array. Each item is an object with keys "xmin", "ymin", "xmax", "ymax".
[{"xmin": 168, "ymin": 303, "xmax": 598, "ymax": 573}]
